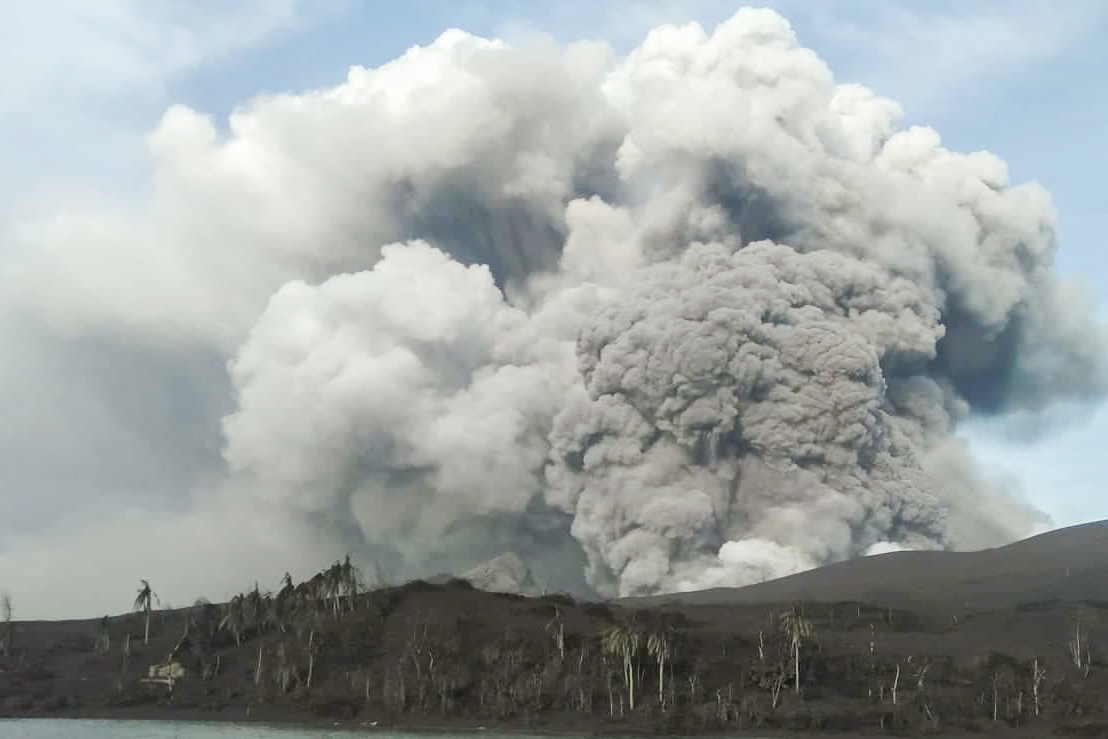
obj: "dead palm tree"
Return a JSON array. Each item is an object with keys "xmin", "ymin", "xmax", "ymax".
[
  {"xmin": 602, "ymin": 622, "xmax": 643, "ymax": 711},
  {"xmin": 306, "ymin": 627, "xmax": 322, "ymax": 691},
  {"xmin": 647, "ymin": 623, "xmax": 675, "ymax": 709},
  {"xmin": 278, "ymin": 572, "xmax": 295, "ymax": 601},
  {"xmin": 2, "ymin": 592, "xmax": 12, "ymax": 658},
  {"xmin": 275, "ymin": 641, "xmax": 294, "ymax": 693},
  {"xmin": 266, "ymin": 592, "xmax": 287, "ymax": 634},
  {"xmin": 545, "ymin": 607, "xmax": 566, "ymax": 660},
  {"xmin": 341, "ymin": 554, "xmax": 362, "ymax": 612},
  {"xmin": 325, "ymin": 561, "xmax": 342, "ymax": 618},
  {"xmin": 245, "ymin": 582, "xmax": 266, "ymax": 635},
  {"xmin": 97, "ymin": 615, "xmax": 111, "ymax": 653},
  {"xmin": 220, "ymin": 594, "xmax": 246, "ymax": 646},
  {"xmin": 779, "ymin": 606, "xmax": 813, "ymax": 696},
  {"xmin": 373, "ymin": 561, "xmax": 389, "ymax": 589},
  {"xmin": 306, "ymin": 641, "xmax": 319, "ymax": 691},
  {"xmin": 301, "ymin": 600, "xmax": 323, "ymax": 653},
  {"xmin": 133, "ymin": 580, "xmax": 159, "ymax": 645}
]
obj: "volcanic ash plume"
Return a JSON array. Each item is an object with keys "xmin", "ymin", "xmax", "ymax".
[{"xmin": 219, "ymin": 8, "xmax": 1104, "ymax": 597}]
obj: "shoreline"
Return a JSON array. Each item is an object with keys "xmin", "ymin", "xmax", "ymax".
[{"xmin": 5, "ymin": 709, "xmax": 1101, "ymax": 738}]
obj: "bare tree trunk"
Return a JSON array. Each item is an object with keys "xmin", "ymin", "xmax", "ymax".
[
  {"xmin": 623, "ymin": 653, "xmax": 635, "ymax": 711},
  {"xmin": 119, "ymin": 639, "xmax": 131, "ymax": 691},
  {"xmin": 144, "ymin": 610, "xmax": 150, "ymax": 645},
  {"xmin": 608, "ymin": 670, "xmax": 615, "ymax": 717},
  {"xmin": 2, "ymin": 596, "xmax": 12, "ymax": 658},
  {"xmin": 771, "ymin": 671, "xmax": 784, "ymax": 709},
  {"xmin": 1032, "ymin": 658, "xmax": 1046, "ymax": 717},
  {"xmin": 631, "ymin": 658, "xmax": 636, "ymax": 711},
  {"xmin": 997, "ymin": 669, "xmax": 1006, "ymax": 722},
  {"xmin": 658, "ymin": 653, "xmax": 666, "ymax": 708},
  {"xmin": 794, "ymin": 639, "xmax": 800, "ymax": 695},
  {"xmin": 1069, "ymin": 624, "xmax": 1090, "ymax": 677}
]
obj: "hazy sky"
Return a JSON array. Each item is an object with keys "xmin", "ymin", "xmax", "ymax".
[{"xmin": 1, "ymin": 0, "xmax": 1105, "ymax": 617}]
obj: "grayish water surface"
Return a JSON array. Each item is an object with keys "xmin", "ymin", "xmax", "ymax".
[
  {"xmin": 0, "ymin": 720, "xmax": 554, "ymax": 738},
  {"xmin": 0, "ymin": 719, "xmax": 784, "ymax": 738}
]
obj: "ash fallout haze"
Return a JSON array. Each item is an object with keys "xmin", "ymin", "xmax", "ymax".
[{"xmin": 1, "ymin": 1, "xmax": 1106, "ymax": 619}]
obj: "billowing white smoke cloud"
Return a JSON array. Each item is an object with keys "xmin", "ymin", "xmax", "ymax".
[
  {"xmin": 223, "ymin": 241, "xmax": 582, "ymax": 563},
  {"xmin": 10, "ymin": 8, "xmax": 1105, "ymax": 601},
  {"xmin": 209, "ymin": 9, "xmax": 1107, "ymax": 596},
  {"xmin": 865, "ymin": 541, "xmax": 910, "ymax": 556}
]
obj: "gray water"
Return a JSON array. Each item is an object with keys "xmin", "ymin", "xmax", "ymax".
[
  {"xmin": 0, "ymin": 720, "xmax": 782, "ymax": 738},
  {"xmin": 0, "ymin": 720, "xmax": 558, "ymax": 738}
]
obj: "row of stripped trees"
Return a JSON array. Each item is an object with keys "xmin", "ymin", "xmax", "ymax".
[
  {"xmin": 467, "ymin": 603, "xmax": 815, "ymax": 723},
  {"xmin": 106, "ymin": 566, "xmax": 829, "ymax": 722},
  {"xmin": 224, "ymin": 556, "xmax": 368, "ymax": 697},
  {"xmin": 602, "ymin": 614, "xmax": 678, "ymax": 712},
  {"xmin": 216, "ymin": 556, "xmax": 365, "ymax": 646},
  {"xmin": 94, "ymin": 570, "xmax": 1104, "ymax": 728},
  {"xmin": 106, "ymin": 566, "xmax": 828, "ymax": 724},
  {"xmin": 98, "ymin": 557, "xmax": 373, "ymax": 698},
  {"xmin": 358, "ymin": 597, "xmax": 1100, "ymax": 727},
  {"xmin": 122, "ymin": 556, "xmax": 367, "ymax": 651}
]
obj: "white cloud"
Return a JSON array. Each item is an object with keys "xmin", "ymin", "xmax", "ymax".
[
  {"xmin": 806, "ymin": 0, "xmax": 1108, "ymax": 118},
  {"xmin": 0, "ymin": 1, "xmax": 309, "ymax": 111},
  {"xmin": 0, "ymin": 1, "xmax": 345, "ymax": 608},
  {"xmin": 0, "ymin": 0, "xmax": 336, "ymax": 220},
  {"xmin": 0, "ymin": 499, "xmax": 347, "ymax": 620}
]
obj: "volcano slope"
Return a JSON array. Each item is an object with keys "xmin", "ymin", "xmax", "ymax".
[
  {"xmin": 631, "ymin": 520, "xmax": 1108, "ymax": 611},
  {"xmin": 0, "ymin": 522, "xmax": 1106, "ymax": 736}
]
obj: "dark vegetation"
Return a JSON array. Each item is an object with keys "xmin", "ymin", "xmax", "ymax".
[{"xmin": 2, "ymin": 524, "xmax": 1108, "ymax": 736}]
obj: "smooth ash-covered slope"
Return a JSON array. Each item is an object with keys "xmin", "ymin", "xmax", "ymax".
[{"xmin": 631, "ymin": 519, "xmax": 1108, "ymax": 609}]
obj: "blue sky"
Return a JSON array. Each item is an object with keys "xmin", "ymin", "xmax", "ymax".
[{"xmin": 0, "ymin": 1, "xmax": 1106, "ymax": 615}]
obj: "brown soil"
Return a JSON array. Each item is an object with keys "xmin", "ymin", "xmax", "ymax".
[{"xmin": 2, "ymin": 521, "xmax": 1108, "ymax": 736}]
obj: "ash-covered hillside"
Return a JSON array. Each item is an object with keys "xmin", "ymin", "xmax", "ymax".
[{"xmin": 3, "ymin": 522, "xmax": 1108, "ymax": 735}]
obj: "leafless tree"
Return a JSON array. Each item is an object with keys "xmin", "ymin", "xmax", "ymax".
[
  {"xmin": 545, "ymin": 607, "xmax": 565, "ymax": 660},
  {"xmin": 255, "ymin": 643, "xmax": 265, "ymax": 688},
  {"xmin": 1069, "ymin": 623, "xmax": 1091, "ymax": 677},
  {"xmin": 2, "ymin": 592, "xmax": 12, "ymax": 658},
  {"xmin": 220, "ymin": 594, "xmax": 246, "ymax": 646},
  {"xmin": 306, "ymin": 634, "xmax": 320, "ymax": 691},
  {"xmin": 891, "ymin": 663, "xmax": 900, "ymax": 706},
  {"xmin": 96, "ymin": 615, "xmax": 111, "ymax": 654},
  {"xmin": 1032, "ymin": 658, "xmax": 1047, "ymax": 717}
]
